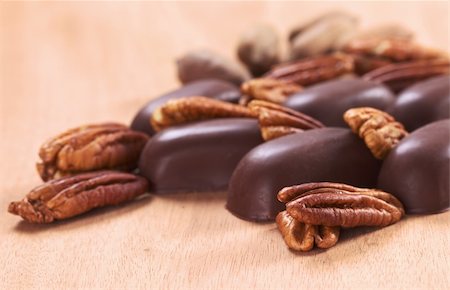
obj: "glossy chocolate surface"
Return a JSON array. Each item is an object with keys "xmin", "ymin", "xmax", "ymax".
[
  {"xmin": 284, "ymin": 78, "xmax": 395, "ymax": 127},
  {"xmin": 227, "ymin": 128, "xmax": 381, "ymax": 222},
  {"xmin": 139, "ymin": 118, "xmax": 263, "ymax": 193},
  {"xmin": 389, "ymin": 75, "xmax": 450, "ymax": 131},
  {"xmin": 130, "ymin": 79, "xmax": 240, "ymax": 135},
  {"xmin": 378, "ymin": 120, "xmax": 450, "ymax": 214}
]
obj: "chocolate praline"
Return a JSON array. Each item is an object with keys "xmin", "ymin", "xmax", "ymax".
[
  {"xmin": 388, "ymin": 75, "xmax": 450, "ymax": 131},
  {"xmin": 139, "ymin": 118, "xmax": 263, "ymax": 193},
  {"xmin": 130, "ymin": 79, "xmax": 240, "ymax": 135},
  {"xmin": 227, "ymin": 128, "xmax": 381, "ymax": 222},
  {"xmin": 378, "ymin": 119, "xmax": 450, "ymax": 214},
  {"xmin": 284, "ymin": 78, "xmax": 395, "ymax": 127}
]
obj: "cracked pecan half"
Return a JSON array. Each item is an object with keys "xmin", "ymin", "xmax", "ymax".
[
  {"xmin": 8, "ymin": 171, "xmax": 149, "ymax": 223},
  {"xmin": 263, "ymin": 53, "xmax": 354, "ymax": 86},
  {"xmin": 37, "ymin": 123, "xmax": 149, "ymax": 181},
  {"xmin": 248, "ymin": 100, "xmax": 324, "ymax": 141},
  {"xmin": 282, "ymin": 182, "xmax": 405, "ymax": 228},
  {"xmin": 151, "ymin": 96, "xmax": 257, "ymax": 132},
  {"xmin": 362, "ymin": 58, "xmax": 450, "ymax": 92},
  {"xmin": 344, "ymin": 38, "xmax": 446, "ymax": 62},
  {"xmin": 240, "ymin": 78, "xmax": 302, "ymax": 105},
  {"xmin": 276, "ymin": 211, "xmax": 340, "ymax": 252},
  {"xmin": 344, "ymin": 107, "xmax": 408, "ymax": 159}
]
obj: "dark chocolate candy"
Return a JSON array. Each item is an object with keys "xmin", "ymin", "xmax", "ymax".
[
  {"xmin": 378, "ymin": 120, "xmax": 450, "ymax": 214},
  {"xmin": 139, "ymin": 118, "xmax": 263, "ymax": 193},
  {"xmin": 388, "ymin": 75, "xmax": 450, "ymax": 131},
  {"xmin": 130, "ymin": 79, "xmax": 240, "ymax": 135},
  {"xmin": 284, "ymin": 78, "xmax": 395, "ymax": 127},
  {"xmin": 227, "ymin": 128, "xmax": 381, "ymax": 222}
]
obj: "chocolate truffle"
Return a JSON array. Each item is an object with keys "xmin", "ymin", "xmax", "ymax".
[
  {"xmin": 378, "ymin": 120, "xmax": 450, "ymax": 214},
  {"xmin": 130, "ymin": 79, "xmax": 240, "ymax": 135},
  {"xmin": 227, "ymin": 128, "xmax": 381, "ymax": 222},
  {"xmin": 284, "ymin": 78, "xmax": 395, "ymax": 127},
  {"xmin": 388, "ymin": 75, "xmax": 450, "ymax": 131},
  {"xmin": 139, "ymin": 118, "xmax": 263, "ymax": 193}
]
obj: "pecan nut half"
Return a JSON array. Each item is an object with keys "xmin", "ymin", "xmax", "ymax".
[
  {"xmin": 8, "ymin": 171, "xmax": 149, "ymax": 223},
  {"xmin": 240, "ymin": 78, "xmax": 302, "ymax": 105},
  {"xmin": 37, "ymin": 123, "xmax": 149, "ymax": 181},
  {"xmin": 151, "ymin": 96, "xmax": 257, "ymax": 132},
  {"xmin": 362, "ymin": 58, "xmax": 450, "ymax": 92},
  {"xmin": 248, "ymin": 100, "xmax": 324, "ymax": 141},
  {"xmin": 264, "ymin": 53, "xmax": 354, "ymax": 86},
  {"xmin": 282, "ymin": 182, "xmax": 405, "ymax": 228},
  {"xmin": 276, "ymin": 211, "xmax": 340, "ymax": 252},
  {"xmin": 343, "ymin": 107, "xmax": 408, "ymax": 159}
]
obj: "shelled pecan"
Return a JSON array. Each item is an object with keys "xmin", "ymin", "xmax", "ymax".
[
  {"xmin": 8, "ymin": 171, "xmax": 149, "ymax": 223},
  {"xmin": 343, "ymin": 107, "xmax": 408, "ymax": 159},
  {"xmin": 248, "ymin": 100, "xmax": 324, "ymax": 140},
  {"xmin": 282, "ymin": 182, "xmax": 405, "ymax": 228},
  {"xmin": 264, "ymin": 53, "xmax": 354, "ymax": 86},
  {"xmin": 151, "ymin": 96, "xmax": 257, "ymax": 131},
  {"xmin": 240, "ymin": 78, "xmax": 302, "ymax": 105},
  {"xmin": 363, "ymin": 58, "xmax": 450, "ymax": 92},
  {"xmin": 37, "ymin": 123, "xmax": 149, "ymax": 181}
]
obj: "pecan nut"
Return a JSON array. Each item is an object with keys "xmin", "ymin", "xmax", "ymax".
[
  {"xmin": 8, "ymin": 171, "xmax": 149, "ymax": 223},
  {"xmin": 343, "ymin": 107, "xmax": 408, "ymax": 159},
  {"xmin": 276, "ymin": 211, "xmax": 340, "ymax": 251},
  {"xmin": 151, "ymin": 96, "xmax": 257, "ymax": 132},
  {"xmin": 248, "ymin": 100, "xmax": 324, "ymax": 141},
  {"xmin": 362, "ymin": 58, "xmax": 450, "ymax": 92},
  {"xmin": 264, "ymin": 53, "xmax": 354, "ymax": 86},
  {"xmin": 344, "ymin": 38, "xmax": 445, "ymax": 62},
  {"xmin": 282, "ymin": 182, "xmax": 405, "ymax": 228},
  {"xmin": 37, "ymin": 123, "xmax": 149, "ymax": 181},
  {"xmin": 240, "ymin": 78, "xmax": 302, "ymax": 105}
]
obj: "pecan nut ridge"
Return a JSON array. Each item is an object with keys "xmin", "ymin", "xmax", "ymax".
[
  {"xmin": 343, "ymin": 107, "xmax": 408, "ymax": 159},
  {"xmin": 248, "ymin": 100, "xmax": 324, "ymax": 141},
  {"xmin": 8, "ymin": 171, "xmax": 149, "ymax": 223},
  {"xmin": 37, "ymin": 123, "xmax": 149, "ymax": 181},
  {"xmin": 240, "ymin": 78, "xmax": 302, "ymax": 105},
  {"xmin": 151, "ymin": 96, "xmax": 257, "ymax": 132}
]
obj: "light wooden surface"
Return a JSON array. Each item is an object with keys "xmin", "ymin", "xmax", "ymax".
[{"xmin": 1, "ymin": 2, "xmax": 449, "ymax": 289}]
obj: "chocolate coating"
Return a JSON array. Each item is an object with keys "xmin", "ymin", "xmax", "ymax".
[
  {"xmin": 378, "ymin": 120, "xmax": 450, "ymax": 214},
  {"xmin": 388, "ymin": 75, "xmax": 450, "ymax": 131},
  {"xmin": 227, "ymin": 128, "xmax": 381, "ymax": 222},
  {"xmin": 139, "ymin": 118, "xmax": 263, "ymax": 193},
  {"xmin": 284, "ymin": 78, "xmax": 395, "ymax": 127},
  {"xmin": 130, "ymin": 79, "xmax": 240, "ymax": 135}
]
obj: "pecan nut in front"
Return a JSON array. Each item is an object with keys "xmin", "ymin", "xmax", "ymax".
[
  {"xmin": 151, "ymin": 96, "xmax": 257, "ymax": 131},
  {"xmin": 240, "ymin": 78, "xmax": 302, "ymax": 105},
  {"xmin": 248, "ymin": 100, "xmax": 324, "ymax": 141},
  {"xmin": 37, "ymin": 123, "xmax": 149, "ymax": 181},
  {"xmin": 344, "ymin": 107, "xmax": 408, "ymax": 159},
  {"xmin": 281, "ymin": 182, "xmax": 405, "ymax": 228},
  {"xmin": 8, "ymin": 171, "xmax": 149, "ymax": 223},
  {"xmin": 263, "ymin": 53, "xmax": 354, "ymax": 86}
]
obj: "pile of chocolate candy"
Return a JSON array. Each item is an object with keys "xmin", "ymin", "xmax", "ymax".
[{"xmin": 9, "ymin": 12, "xmax": 449, "ymax": 252}]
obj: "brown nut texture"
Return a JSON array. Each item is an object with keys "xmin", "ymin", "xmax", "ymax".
[
  {"xmin": 363, "ymin": 58, "xmax": 450, "ymax": 92},
  {"xmin": 8, "ymin": 171, "xmax": 149, "ymax": 223},
  {"xmin": 276, "ymin": 211, "xmax": 340, "ymax": 252},
  {"xmin": 248, "ymin": 100, "xmax": 324, "ymax": 141},
  {"xmin": 264, "ymin": 53, "xmax": 354, "ymax": 86},
  {"xmin": 177, "ymin": 49, "xmax": 251, "ymax": 86},
  {"xmin": 37, "ymin": 123, "xmax": 149, "ymax": 181},
  {"xmin": 240, "ymin": 78, "xmax": 302, "ymax": 105},
  {"xmin": 237, "ymin": 24, "xmax": 281, "ymax": 76},
  {"xmin": 344, "ymin": 38, "xmax": 445, "ymax": 62},
  {"xmin": 282, "ymin": 182, "xmax": 405, "ymax": 228},
  {"xmin": 151, "ymin": 96, "xmax": 257, "ymax": 132},
  {"xmin": 343, "ymin": 107, "xmax": 408, "ymax": 159}
]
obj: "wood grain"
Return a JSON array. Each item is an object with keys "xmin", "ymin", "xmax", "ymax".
[{"xmin": 1, "ymin": 2, "xmax": 449, "ymax": 289}]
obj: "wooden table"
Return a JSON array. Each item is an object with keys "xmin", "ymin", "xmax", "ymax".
[{"xmin": 1, "ymin": 2, "xmax": 449, "ymax": 289}]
